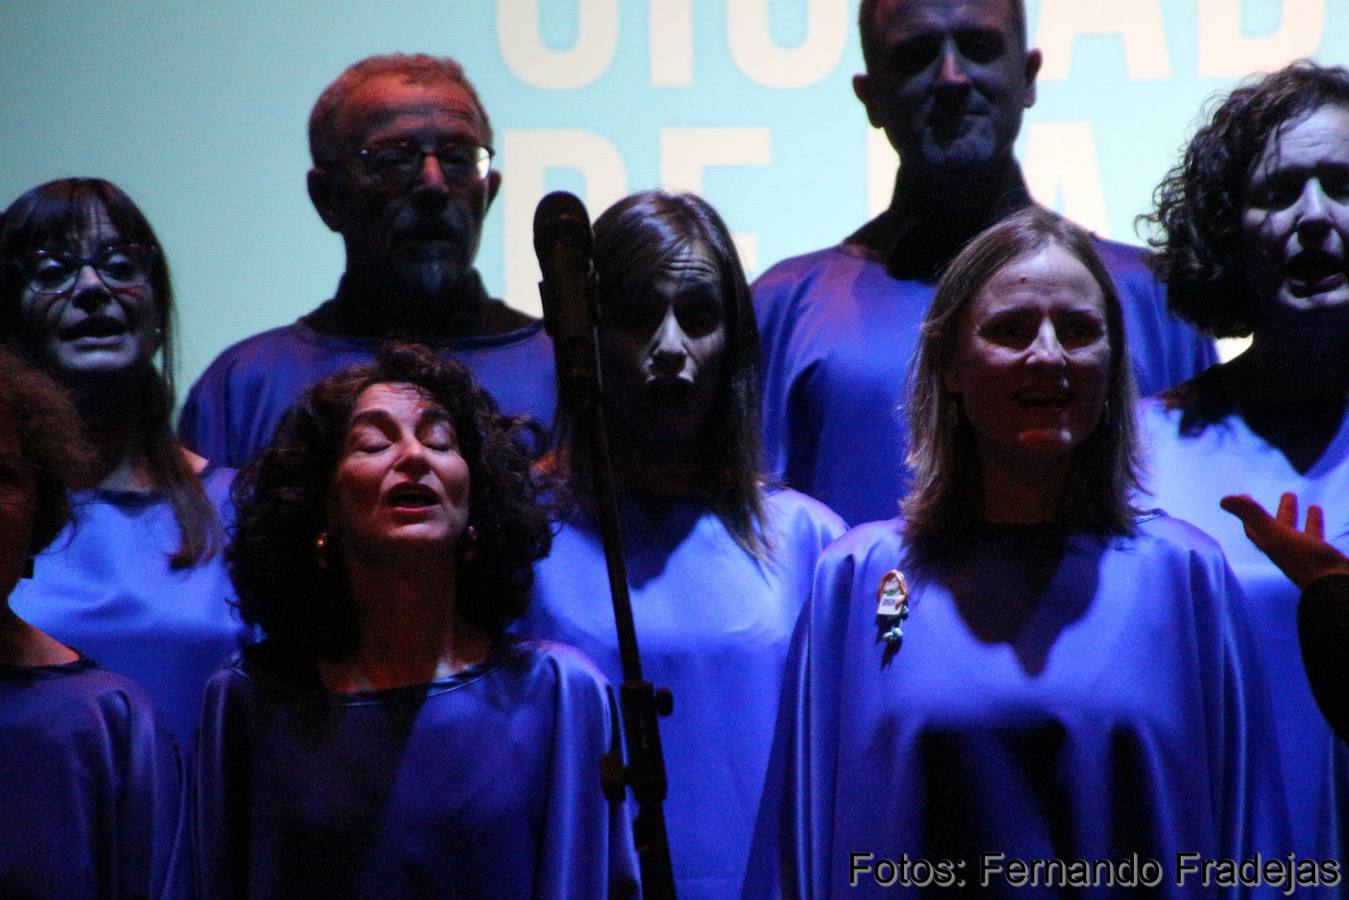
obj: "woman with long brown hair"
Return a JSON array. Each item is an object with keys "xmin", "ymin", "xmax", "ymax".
[
  {"xmin": 747, "ymin": 208, "xmax": 1287, "ymax": 896},
  {"xmin": 0, "ymin": 178, "xmax": 243, "ymax": 755}
]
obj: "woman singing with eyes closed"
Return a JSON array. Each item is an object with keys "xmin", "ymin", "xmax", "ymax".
[{"xmin": 194, "ymin": 343, "xmax": 637, "ymax": 898}]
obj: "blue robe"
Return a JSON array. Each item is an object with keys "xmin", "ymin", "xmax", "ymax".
[
  {"xmin": 1140, "ymin": 395, "xmax": 1349, "ymax": 860},
  {"xmin": 178, "ymin": 312, "xmax": 557, "ymax": 469},
  {"xmin": 520, "ymin": 487, "xmax": 845, "ymax": 899},
  {"xmin": 746, "ymin": 514, "xmax": 1288, "ymax": 897},
  {"xmin": 0, "ymin": 657, "xmax": 187, "ymax": 899},
  {"xmin": 10, "ymin": 468, "xmax": 245, "ymax": 756},
  {"xmin": 754, "ymin": 238, "xmax": 1216, "ymax": 526},
  {"xmin": 194, "ymin": 638, "xmax": 639, "ymax": 899}
]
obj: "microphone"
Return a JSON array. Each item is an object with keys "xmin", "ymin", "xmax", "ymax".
[
  {"xmin": 533, "ymin": 191, "xmax": 600, "ymax": 419},
  {"xmin": 533, "ymin": 191, "xmax": 678, "ymax": 897}
]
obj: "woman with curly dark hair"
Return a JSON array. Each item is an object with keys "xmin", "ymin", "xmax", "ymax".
[
  {"xmin": 519, "ymin": 191, "xmax": 845, "ymax": 897},
  {"xmin": 0, "ymin": 178, "xmax": 242, "ymax": 755},
  {"xmin": 194, "ymin": 342, "xmax": 637, "ymax": 898},
  {"xmin": 1141, "ymin": 61, "xmax": 1349, "ymax": 860},
  {"xmin": 0, "ymin": 350, "xmax": 186, "ymax": 897}
]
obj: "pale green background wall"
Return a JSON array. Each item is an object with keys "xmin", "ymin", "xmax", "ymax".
[{"xmin": 2, "ymin": 1, "xmax": 1345, "ymax": 389}]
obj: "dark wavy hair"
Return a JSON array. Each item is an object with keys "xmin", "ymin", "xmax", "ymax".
[
  {"xmin": 904, "ymin": 207, "xmax": 1142, "ymax": 548},
  {"xmin": 0, "ymin": 350, "xmax": 91, "ymax": 556},
  {"xmin": 228, "ymin": 343, "xmax": 553, "ymax": 663},
  {"xmin": 562, "ymin": 191, "xmax": 767, "ymax": 557},
  {"xmin": 0, "ymin": 178, "xmax": 220, "ymax": 567},
  {"xmin": 1147, "ymin": 61, "xmax": 1349, "ymax": 338}
]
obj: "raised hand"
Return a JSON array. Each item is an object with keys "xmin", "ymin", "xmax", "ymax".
[{"xmin": 1220, "ymin": 492, "xmax": 1349, "ymax": 589}]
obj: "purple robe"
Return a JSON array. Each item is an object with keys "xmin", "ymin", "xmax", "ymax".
[
  {"xmin": 1140, "ymin": 394, "xmax": 1349, "ymax": 860},
  {"xmin": 178, "ymin": 314, "xmax": 556, "ymax": 469},
  {"xmin": 194, "ymin": 637, "xmax": 639, "ymax": 898},
  {"xmin": 746, "ymin": 514, "xmax": 1288, "ymax": 897},
  {"xmin": 755, "ymin": 238, "xmax": 1216, "ymax": 525},
  {"xmin": 520, "ymin": 487, "xmax": 845, "ymax": 898},
  {"xmin": 0, "ymin": 657, "xmax": 187, "ymax": 898},
  {"xmin": 10, "ymin": 467, "xmax": 244, "ymax": 756}
]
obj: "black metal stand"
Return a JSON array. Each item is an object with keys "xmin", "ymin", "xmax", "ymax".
[
  {"xmin": 538, "ymin": 219, "xmax": 677, "ymax": 897},
  {"xmin": 587, "ymin": 393, "xmax": 678, "ymax": 900}
]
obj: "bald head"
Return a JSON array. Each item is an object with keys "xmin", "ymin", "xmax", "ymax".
[
  {"xmin": 852, "ymin": 0, "xmax": 1040, "ymax": 184},
  {"xmin": 859, "ymin": 0, "xmax": 1028, "ymax": 72},
  {"xmin": 309, "ymin": 53, "xmax": 493, "ymax": 166}
]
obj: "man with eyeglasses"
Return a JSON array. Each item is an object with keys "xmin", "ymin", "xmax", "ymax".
[
  {"xmin": 179, "ymin": 54, "xmax": 555, "ymax": 468},
  {"xmin": 751, "ymin": 0, "xmax": 1217, "ymax": 527}
]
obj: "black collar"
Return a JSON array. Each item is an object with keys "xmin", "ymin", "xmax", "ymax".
[
  {"xmin": 303, "ymin": 270, "xmax": 498, "ymax": 340},
  {"xmin": 848, "ymin": 165, "xmax": 1034, "ymax": 282}
]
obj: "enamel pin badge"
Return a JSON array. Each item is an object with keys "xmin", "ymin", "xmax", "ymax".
[{"xmin": 875, "ymin": 569, "xmax": 910, "ymax": 645}]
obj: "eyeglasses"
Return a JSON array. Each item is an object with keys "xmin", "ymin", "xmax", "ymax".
[
  {"xmin": 24, "ymin": 244, "xmax": 154, "ymax": 295},
  {"xmin": 0, "ymin": 460, "xmax": 36, "ymax": 507},
  {"xmin": 356, "ymin": 141, "xmax": 494, "ymax": 187}
]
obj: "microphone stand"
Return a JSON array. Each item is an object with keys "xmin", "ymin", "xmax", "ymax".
[{"xmin": 540, "ymin": 250, "xmax": 678, "ymax": 899}]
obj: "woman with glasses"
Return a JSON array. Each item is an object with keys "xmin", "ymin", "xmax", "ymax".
[
  {"xmin": 745, "ymin": 208, "xmax": 1287, "ymax": 896},
  {"xmin": 519, "ymin": 191, "xmax": 845, "ymax": 898},
  {"xmin": 0, "ymin": 349, "xmax": 186, "ymax": 898},
  {"xmin": 0, "ymin": 178, "xmax": 243, "ymax": 755}
]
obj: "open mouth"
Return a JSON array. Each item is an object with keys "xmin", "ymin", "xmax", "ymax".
[
  {"xmin": 59, "ymin": 315, "xmax": 128, "ymax": 342},
  {"xmin": 643, "ymin": 377, "xmax": 695, "ymax": 406},
  {"xmin": 386, "ymin": 483, "xmax": 438, "ymax": 509},
  {"xmin": 1286, "ymin": 252, "xmax": 1346, "ymax": 296},
  {"xmin": 1014, "ymin": 390, "xmax": 1074, "ymax": 409}
]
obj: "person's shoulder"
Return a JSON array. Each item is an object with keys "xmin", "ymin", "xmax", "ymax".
[
  {"xmin": 1087, "ymin": 234, "xmax": 1160, "ymax": 286},
  {"xmin": 12, "ymin": 662, "xmax": 179, "ymax": 772},
  {"xmin": 1118, "ymin": 514, "xmax": 1244, "ymax": 615},
  {"xmin": 1089, "ymin": 234, "xmax": 1150, "ymax": 264},
  {"xmin": 752, "ymin": 243, "xmax": 869, "ymax": 295},
  {"xmin": 481, "ymin": 298, "xmax": 544, "ymax": 332},
  {"xmin": 1139, "ymin": 369, "xmax": 1231, "ymax": 429},
  {"xmin": 43, "ymin": 657, "xmax": 146, "ymax": 698},
  {"xmin": 763, "ymin": 486, "xmax": 848, "ymax": 539},
  {"xmin": 196, "ymin": 321, "xmax": 319, "ymax": 377},
  {"xmin": 820, "ymin": 516, "xmax": 907, "ymax": 566},
  {"xmin": 806, "ymin": 520, "xmax": 910, "ymax": 620},
  {"xmin": 1125, "ymin": 510, "xmax": 1227, "ymax": 561},
  {"xmin": 504, "ymin": 636, "xmax": 610, "ymax": 692},
  {"xmin": 443, "ymin": 300, "xmax": 549, "ymax": 351},
  {"xmin": 32, "ymin": 660, "xmax": 171, "ymax": 734},
  {"xmin": 751, "ymin": 245, "xmax": 885, "ymax": 344}
]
